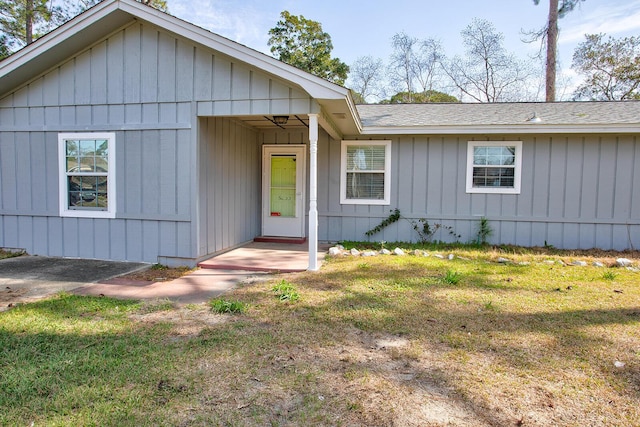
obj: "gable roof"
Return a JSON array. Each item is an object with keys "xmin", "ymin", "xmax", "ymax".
[
  {"xmin": 357, "ymin": 102, "xmax": 640, "ymax": 135},
  {"xmin": 0, "ymin": 0, "xmax": 361, "ymax": 136},
  {"xmin": 2, "ymin": 0, "xmax": 639, "ymax": 139}
]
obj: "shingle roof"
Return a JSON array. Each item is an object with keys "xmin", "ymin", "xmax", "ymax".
[{"xmin": 356, "ymin": 102, "xmax": 640, "ymax": 131}]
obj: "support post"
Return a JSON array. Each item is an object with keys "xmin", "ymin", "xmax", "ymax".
[{"xmin": 308, "ymin": 114, "xmax": 319, "ymax": 271}]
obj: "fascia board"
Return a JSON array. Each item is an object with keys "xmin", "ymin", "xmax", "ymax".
[{"xmin": 360, "ymin": 124, "xmax": 640, "ymax": 135}]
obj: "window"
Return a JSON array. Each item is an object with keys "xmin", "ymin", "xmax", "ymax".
[
  {"xmin": 466, "ymin": 141, "xmax": 522, "ymax": 194},
  {"xmin": 340, "ymin": 140, "xmax": 391, "ymax": 205},
  {"xmin": 58, "ymin": 133, "xmax": 116, "ymax": 218}
]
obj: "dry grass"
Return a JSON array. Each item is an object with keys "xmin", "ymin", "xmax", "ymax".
[
  {"xmin": 120, "ymin": 264, "xmax": 196, "ymax": 282},
  {"xmin": 1, "ymin": 248, "xmax": 639, "ymax": 426},
  {"xmin": 0, "ymin": 249, "xmax": 25, "ymax": 260}
]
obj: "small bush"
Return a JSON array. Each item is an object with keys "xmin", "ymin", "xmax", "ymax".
[
  {"xmin": 0, "ymin": 249, "xmax": 25, "ymax": 260},
  {"xmin": 272, "ymin": 280, "xmax": 300, "ymax": 302},
  {"xmin": 443, "ymin": 270, "xmax": 462, "ymax": 285},
  {"xmin": 476, "ymin": 217, "xmax": 493, "ymax": 245},
  {"xmin": 603, "ymin": 271, "xmax": 617, "ymax": 280},
  {"xmin": 209, "ymin": 298, "xmax": 247, "ymax": 314}
]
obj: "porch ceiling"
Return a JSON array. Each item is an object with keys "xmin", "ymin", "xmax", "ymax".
[{"xmin": 234, "ymin": 115, "xmax": 311, "ymax": 130}]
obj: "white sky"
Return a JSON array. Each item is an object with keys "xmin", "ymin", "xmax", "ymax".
[{"xmin": 167, "ymin": 0, "xmax": 640, "ymax": 100}]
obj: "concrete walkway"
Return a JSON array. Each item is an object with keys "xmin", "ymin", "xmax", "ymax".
[
  {"xmin": 0, "ymin": 256, "xmax": 147, "ymax": 309},
  {"xmin": 73, "ymin": 269, "xmax": 271, "ymax": 305},
  {"xmin": 1, "ymin": 242, "xmax": 328, "ymax": 307},
  {"xmin": 74, "ymin": 241, "xmax": 329, "ymax": 304}
]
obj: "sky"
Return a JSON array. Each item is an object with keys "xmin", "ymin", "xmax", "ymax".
[{"xmin": 167, "ymin": 0, "xmax": 640, "ymax": 100}]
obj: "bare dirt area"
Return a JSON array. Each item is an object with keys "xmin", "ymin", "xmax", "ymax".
[
  {"xmin": 0, "ymin": 286, "xmax": 30, "ymax": 308},
  {"xmin": 129, "ymin": 303, "xmax": 230, "ymax": 338},
  {"xmin": 119, "ymin": 265, "xmax": 196, "ymax": 282}
]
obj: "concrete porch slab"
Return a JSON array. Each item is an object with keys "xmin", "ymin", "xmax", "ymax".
[{"xmin": 198, "ymin": 241, "xmax": 330, "ymax": 272}]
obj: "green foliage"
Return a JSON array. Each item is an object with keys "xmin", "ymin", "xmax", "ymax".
[
  {"xmin": 272, "ymin": 280, "xmax": 300, "ymax": 302},
  {"xmin": 411, "ymin": 219, "xmax": 461, "ymax": 244},
  {"xmin": 572, "ymin": 33, "xmax": 640, "ymax": 101},
  {"xmin": 0, "ymin": 35, "xmax": 9, "ymax": 59},
  {"xmin": 0, "ymin": 0, "xmax": 168, "ymax": 54},
  {"xmin": 383, "ymin": 90, "xmax": 460, "ymax": 103},
  {"xmin": 476, "ymin": 217, "xmax": 493, "ymax": 245},
  {"xmin": 0, "ymin": 0, "xmax": 58, "ymax": 48},
  {"xmin": 365, "ymin": 209, "xmax": 401, "ymax": 237},
  {"xmin": 209, "ymin": 298, "xmax": 247, "ymax": 314},
  {"xmin": 365, "ymin": 208, "xmax": 460, "ymax": 244},
  {"xmin": 138, "ymin": 0, "xmax": 168, "ymax": 12},
  {"xmin": 602, "ymin": 271, "xmax": 617, "ymax": 281},
  {"xmin": 533, "ymin": 0, "xmax": 585, "ymax": 18},
  {"xmin": 443, "ymin": 269, "xmax": 462, "ymax": 285},
  {"xmin": 0, "ymin": 248, "xmax": 25, "ymax": 260},
  {"xmin": 268, "ymin": 10, "xmax": 349, "ymax": 85},
  {"xmin": 483, "ymin": 300, "xmax": 496, "ymax": 311}
]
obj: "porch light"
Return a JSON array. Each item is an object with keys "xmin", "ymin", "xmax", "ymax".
[{"xmin": 273, "ymin": 115, "xmax": 289, "ymax": 125}]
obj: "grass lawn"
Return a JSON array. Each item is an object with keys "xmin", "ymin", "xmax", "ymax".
[{"xmin": 1, "ymin": 246, "xmax": 639, "ymax": 426}]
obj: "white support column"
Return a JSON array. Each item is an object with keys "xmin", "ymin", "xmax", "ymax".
[{"xmin": 308, "ymin": 114, "xmax": 319, "ymax": 271}]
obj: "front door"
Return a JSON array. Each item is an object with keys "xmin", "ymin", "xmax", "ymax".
[{"xmin": 262, "ymin": 145, "xmax": 306, "ymax": 237}]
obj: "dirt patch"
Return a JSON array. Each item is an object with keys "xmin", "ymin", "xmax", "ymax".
[
  {"xmin": 120, "ymin": 266, "xmax": 196, "ymax": 282},
  {"xmin": 130, "ymin": 304, "xmax": 229, "ymax": 338},
  {"xmin": 0, "ymin": 286, "xmax": 30, "ymax": 308}
]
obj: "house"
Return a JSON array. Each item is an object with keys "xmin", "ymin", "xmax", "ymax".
[{"xmin": 0, "ymin": 0, "xmax": 638, "ymax": 268}]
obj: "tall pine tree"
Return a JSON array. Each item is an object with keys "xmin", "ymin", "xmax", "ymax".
[{"xmin": 533, "ymin": 0, "xmax": 585, "ymax": 101}]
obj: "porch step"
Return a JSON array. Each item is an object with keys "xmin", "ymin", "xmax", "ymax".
[{"xmin": 253, "ymin": 236, "xmax": 307, "ymax": 244}]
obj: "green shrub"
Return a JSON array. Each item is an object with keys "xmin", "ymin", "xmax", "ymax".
[
  {"xmin": 209, "ymin": 298, "xmax": 247, "ymax": 314},
  {"xmin": 443, "ymin": 270, "xmax": 462, "ymax": 285},
  {"xmin": 272, "ymin": 280, "xmax": 300, "ymax": 302}
]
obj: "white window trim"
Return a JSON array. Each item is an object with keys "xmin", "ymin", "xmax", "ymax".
[
  {"xmin": 340, "ymin": 140, "xmax": 391, "ymax": 205},
  {"xmin": 58, "ymin": 132, "xmax": 116, "ymax": 218},
  {"xmin": 466, "ymin": 141, "xmax": 522, "ymax": 194}
]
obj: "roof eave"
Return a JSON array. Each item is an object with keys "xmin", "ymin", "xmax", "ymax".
[{"xmin": 360, "ymin": 124, "xmax": 640, "ymax": 135}]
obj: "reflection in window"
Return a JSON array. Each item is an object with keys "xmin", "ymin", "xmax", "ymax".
[
  {"xmin": 341, "ymin": 141, "xmax": 391, "ymax": 204},
  {"xmin": 59, "ymin": 133, "xmax": 115, "ymax": 218},
  {"xmin": 65, "ymin": 139, "xmax": 109, "ymax": 209},
  {"xmin": 466, "ymin": 141, "xmax": 522, "ymax": 194}
]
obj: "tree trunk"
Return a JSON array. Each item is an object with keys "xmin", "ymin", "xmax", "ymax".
[
  {"xmin": 545, "ymin": 0, "xmax": 559, "ymax": 102},
  {"xmin": 26, "ymin": 0, "xmax": 34, "ymax": 45}
]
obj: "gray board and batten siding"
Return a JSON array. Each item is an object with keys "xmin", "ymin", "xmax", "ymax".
[
  {"xmin": 317, "ymin": 131, "xmax": 639, "ymax": 250},
  {"xmin": 0, "ymin": 19, "xmax": 316, "ymax": 265},
  {"xmin": 209, "ymin": 124, "xmax": 640, "ymax": 251}
]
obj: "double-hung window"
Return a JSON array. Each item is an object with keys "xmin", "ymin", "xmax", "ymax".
[
  {"xmin": 58, "ymin": 133, "xmax": 116, "ymax": 218},
  {"xmin": 466, "ymin": 141, "xmax": 522, "ymax": 194},
  {"xmin": 340, "ymin": 140, "xmax": 391, "ymax": 205}
]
